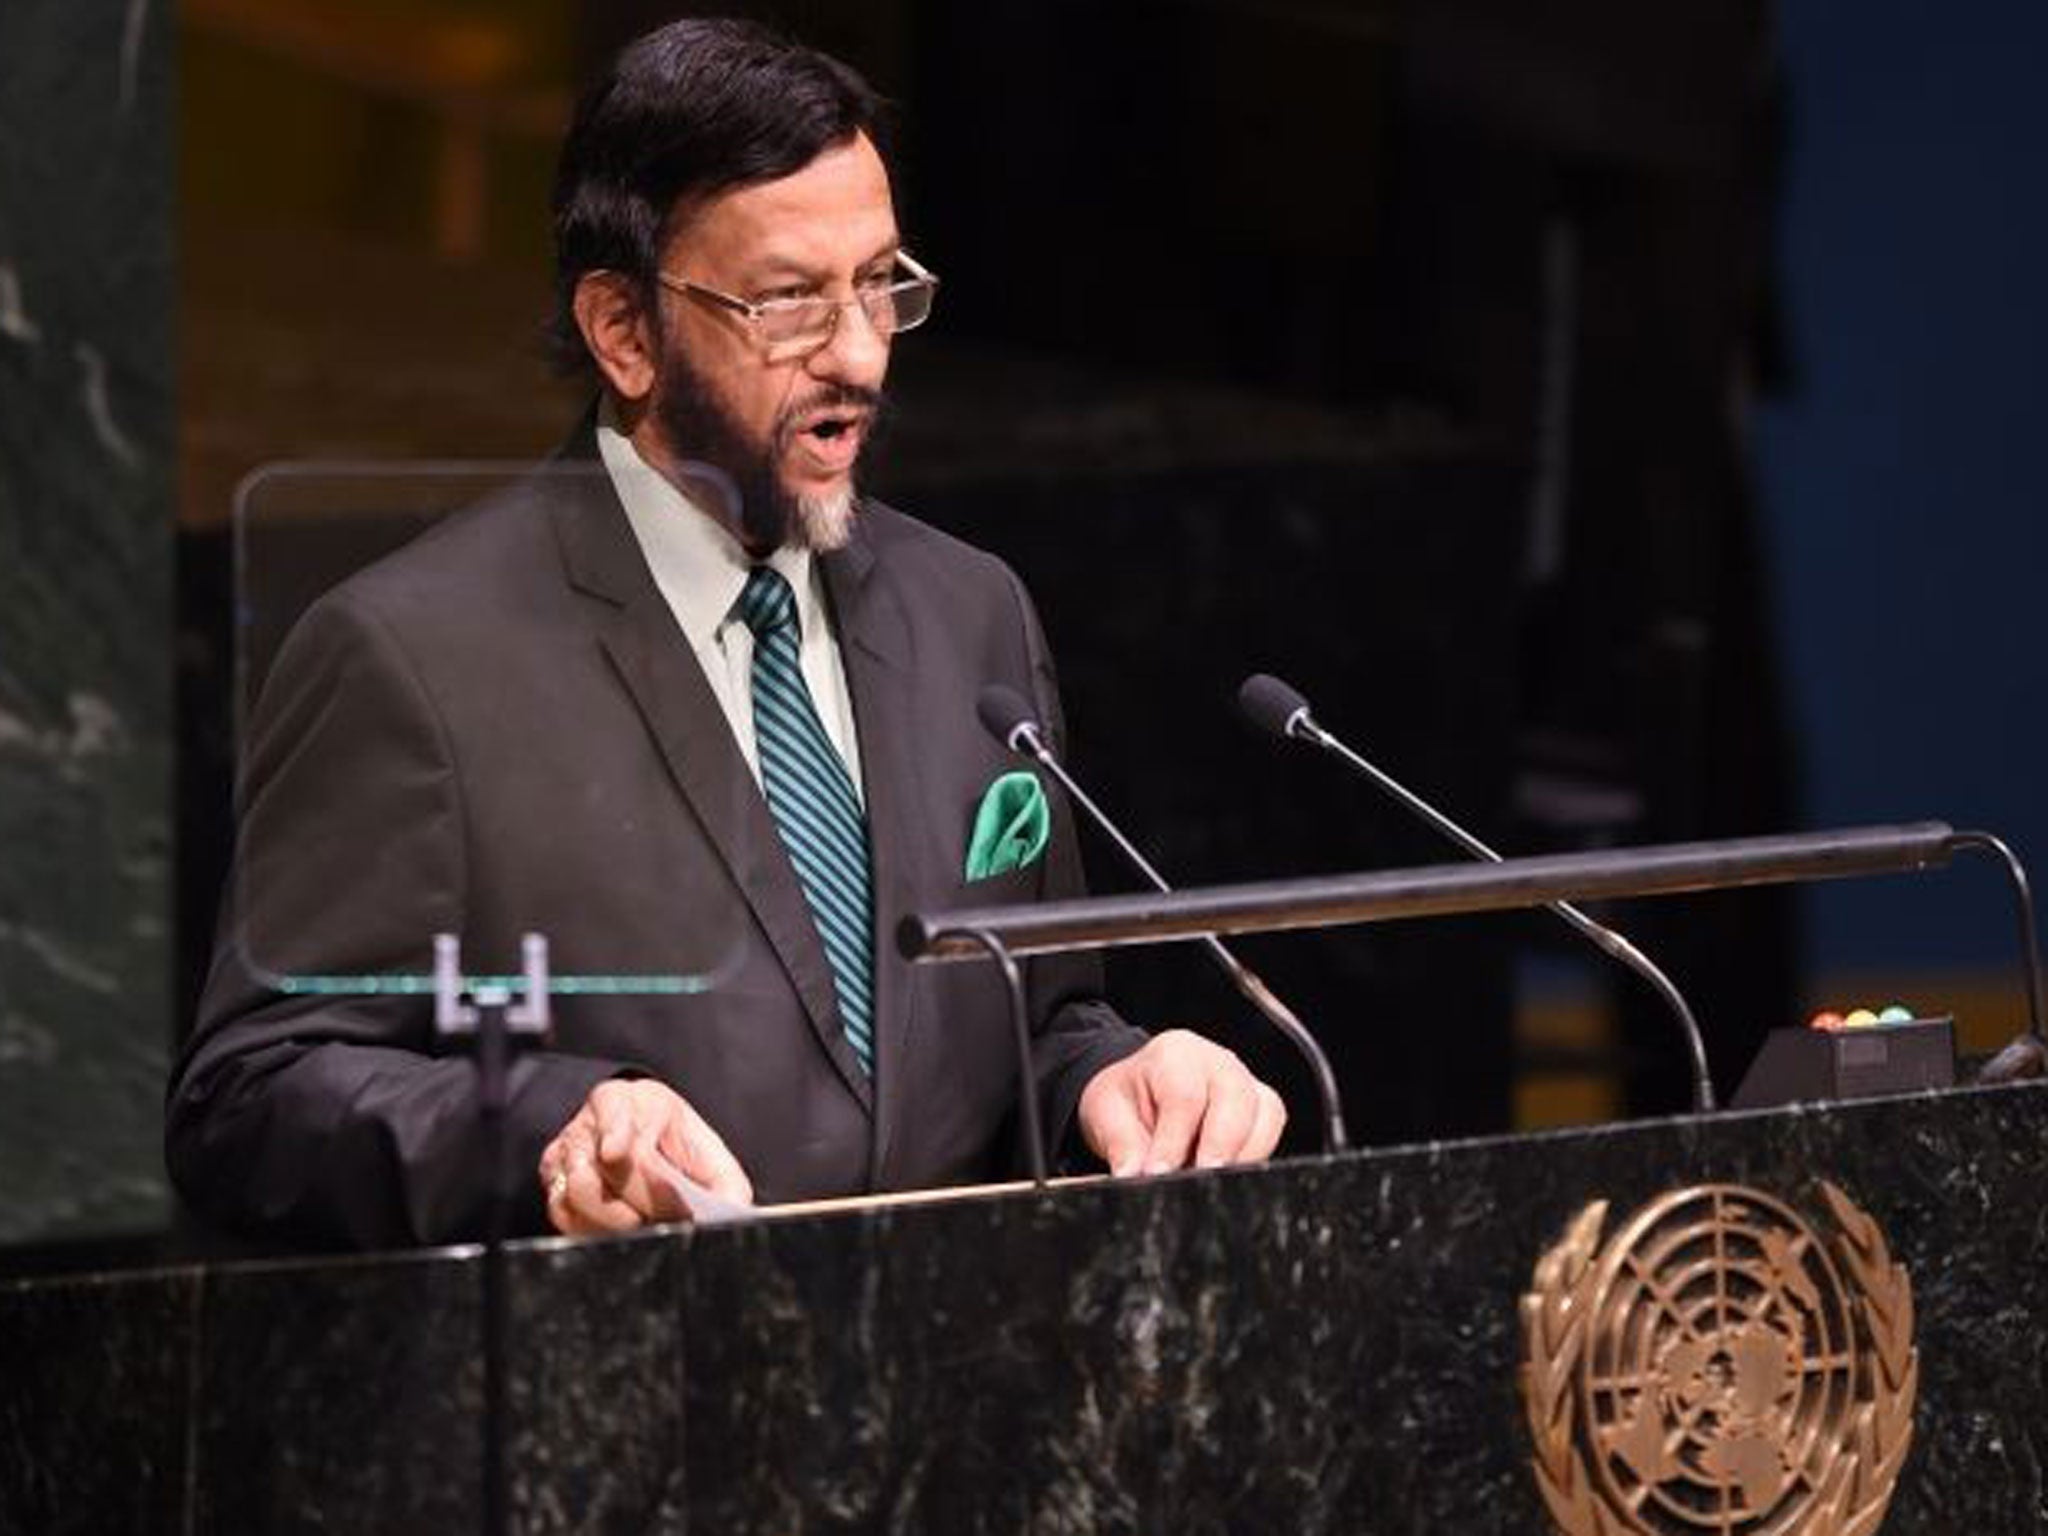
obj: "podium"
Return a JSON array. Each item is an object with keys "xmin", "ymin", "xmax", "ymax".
[{"xmin": 4, "ymin": 1080, "xmax": 2044, "ymax": 1534}]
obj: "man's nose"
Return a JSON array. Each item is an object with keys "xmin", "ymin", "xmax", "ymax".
[{"xmin": 807, "ymin": 296, "xmax": 890, "ymax": 386}]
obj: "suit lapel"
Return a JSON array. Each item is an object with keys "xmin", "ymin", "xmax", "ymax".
[
  {"xmin": 820, "ymin": 524, "xmax": 927, "ymax": 1180},
  {"xmin": 548, "ymin": 458, "xmax": 873, "ymax": 1111}
]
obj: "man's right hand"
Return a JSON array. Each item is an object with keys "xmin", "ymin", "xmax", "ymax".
[{"xmin": 537, "ymin": 1079, "xmax": 754, "ymax": 1235}]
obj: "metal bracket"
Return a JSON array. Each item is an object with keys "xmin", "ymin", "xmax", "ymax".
[{"xmin": 432, "ymin": 932, "xmax": 553, "ymax": 1041}]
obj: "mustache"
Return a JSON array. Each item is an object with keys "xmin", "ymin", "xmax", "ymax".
[{"xmin": 773, "ymin": 384, "xmax": 886, "ymax": 446}]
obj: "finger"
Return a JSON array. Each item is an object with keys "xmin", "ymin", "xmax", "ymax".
[
  {"xmin": 551, "ymin": 1145, "xmax": 643, "ymax": 1236},
  {"xmin": 566, "ymin": 1089, "xmax": 686, "ymax": 1226},
  {"xmin": 1141, "ymin": 1068, "xmax": 1208, "ymax": 1174},
  {"xmin": 1243, "ymin": 1084, "xmax": 1288, "ymax": 1163},
  {"xmin": 660, "ymin": 1105, "xmax": 754, "ymax": 1205},
  {"xmin": 1192, "ymin": 1071, "xmax": 1261, "ymax": 1168},
  {"xmin": 590, "ymin": 1083, "xmax": 640, "ymax": 1170},
  {"xmin": 1079, "ymin": 1069, "xmax": 1151, "ymax": 1177},
  {"xmin": 555, "ymin": 1191, "xmax": 645, "ymax": 1236},
  {"xmin": 537, "ymin": 1114, "xmax": 596, "ymax": 1194},
  {"xmin": 542, "ymin": 1154, "xmax": 593, "ymax": 1235},
  {"xmin": 615, "ymin": 1116, "xmax": 691, "ymax": 1225}
]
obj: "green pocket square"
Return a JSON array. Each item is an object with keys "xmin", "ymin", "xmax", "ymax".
[{"xmin": 965, "ymin": 771, "xmax": 1051, "ymax": 880}]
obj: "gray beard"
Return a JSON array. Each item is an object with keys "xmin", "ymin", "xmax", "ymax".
[{"xmin": 794, "ymin": 486, "xmax": 855, "ymax": 551}]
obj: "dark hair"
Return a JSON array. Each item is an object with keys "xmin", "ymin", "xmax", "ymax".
[{"xmin": 547, "ymin": 17, "xmax": 890, "ymax": 375}]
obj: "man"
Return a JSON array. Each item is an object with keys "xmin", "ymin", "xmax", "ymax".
[{"xmin": 167, "ymin": 18, "xmax": 1284, "ymax": 1250}]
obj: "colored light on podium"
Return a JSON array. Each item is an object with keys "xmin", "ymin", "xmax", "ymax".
[{"xmin": 1808, "ymin": 1003, "xmax": 1922, "ymax": 1032}]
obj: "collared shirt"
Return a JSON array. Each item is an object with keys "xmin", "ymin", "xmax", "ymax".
[{"xmin": 596, "ymin": 416, "xmax": 865, "ymax": 803}]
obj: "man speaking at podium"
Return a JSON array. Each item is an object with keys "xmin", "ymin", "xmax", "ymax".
[{"xmin": 167, "ymin": 18, "xmax": 1284, "ymax": 1249}]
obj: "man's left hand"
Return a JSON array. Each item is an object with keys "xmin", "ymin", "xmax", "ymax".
[{"xmin": 1077, "ymin": 1029, "xmax": 1287, "ymax": 1177}]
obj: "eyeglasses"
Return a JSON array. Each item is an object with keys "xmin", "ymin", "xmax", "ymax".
[{"xmin": 656, "ymin": 250, "xmax": 939, "ymax": 360}]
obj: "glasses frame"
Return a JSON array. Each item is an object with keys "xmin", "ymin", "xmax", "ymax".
[{"xmin": 654, "ymin": 249, "xmax": 939, "ymax": 357}]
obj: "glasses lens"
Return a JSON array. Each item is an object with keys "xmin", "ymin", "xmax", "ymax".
[
  {"xmin": 758, "ymin": 300, "xmax": 838, "ymax": 350},
  {"xmin": 863, "ymin": 279, "xmax": 934, "ymax": 337}
]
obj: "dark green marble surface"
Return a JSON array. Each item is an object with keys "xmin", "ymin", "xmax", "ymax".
[
  {"xmin": 2, "ymin": 1084, "xmax": 2044, "ymax": 1533},
  {"xmin": 0, "ymin": 0, "xmax": 173, "ymax": 1239}
]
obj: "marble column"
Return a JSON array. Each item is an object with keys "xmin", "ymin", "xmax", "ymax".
[{"xmin": 0, "ymin": 0, "xmax": 173, "ymax": 1240}]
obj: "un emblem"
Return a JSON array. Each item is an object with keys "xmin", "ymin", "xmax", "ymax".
[{"xmin": 1520, "ymin": 1183, "xmax": 1917, "ymax": 1536}]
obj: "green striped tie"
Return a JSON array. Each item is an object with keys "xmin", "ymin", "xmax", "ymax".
[{"xmin": 737, "ymin": 566, "xmax": 875, "ymax": 1073}]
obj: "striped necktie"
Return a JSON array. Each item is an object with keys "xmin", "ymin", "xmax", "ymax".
[{"xmin": 736, "ymin": 566, "xmax": 875, "ymax": 1073}]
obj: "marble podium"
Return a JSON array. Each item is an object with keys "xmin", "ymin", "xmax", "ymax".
[{"xmin": 4, "ymin": 1082, "xmax": 2044, "ymax": 1534}]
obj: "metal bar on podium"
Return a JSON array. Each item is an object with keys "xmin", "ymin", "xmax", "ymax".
[{"xmin": 900, "ymin": 823, "xmax": 1959, "ymax": 962}]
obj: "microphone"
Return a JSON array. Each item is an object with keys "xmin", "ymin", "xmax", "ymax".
[
  {"xmin": 976, "ymin": 686, "xmax": 1043, "ymax": 759},
  {"xmin": 976, "ymin": 684, "xmax": 1349, "ymax": 1152},
  {"xmin": 1238, "ymin": 672, "xmax": 1718, "ymax": 1114}
]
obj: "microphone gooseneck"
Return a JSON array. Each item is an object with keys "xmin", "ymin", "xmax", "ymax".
[
  {"xmin": 1238, "ymin": 672, "xmax": 1718, "ymax": 1114},
  {"xmin": 975, "ymin": 685, "xmax": 1350, "ymax": 1153},
  {"xmin": 1947, "ymin": 830, "xmax": 2048, "ymax": 1084}
]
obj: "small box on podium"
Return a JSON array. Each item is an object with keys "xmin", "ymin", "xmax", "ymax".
[{"xmin": 1732, "ymin": 1018, "xmax": 1956, "ymax": 1109}]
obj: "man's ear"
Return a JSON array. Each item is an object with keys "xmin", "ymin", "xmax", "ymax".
[{"xmin": 572, "ymin": 272, "xmax": 659, "ymax": 401}]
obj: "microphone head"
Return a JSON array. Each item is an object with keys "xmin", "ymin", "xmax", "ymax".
[
  {"xmin": 976, "ymin": 684, "xmax": 1042, "ymax": 755},
  {"xmin": 1237, "ymin": 673, "xmax": 1314, "ymax": 740}
]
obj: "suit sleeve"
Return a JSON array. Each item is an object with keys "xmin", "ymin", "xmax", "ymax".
[
  {"xmin": 166, "ymin": 593, "xmax": 631, "ymax": 1249},
  {"xmin": 1000, "ymin": 566, "xmax": 1150, "ymax": 1159}
]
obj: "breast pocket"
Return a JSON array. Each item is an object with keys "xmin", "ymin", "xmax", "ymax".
[{"xmin": 954, "ymin": 859, "xmax": 1044, "ymax": 908}]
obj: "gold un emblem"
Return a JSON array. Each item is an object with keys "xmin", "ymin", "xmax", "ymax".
[{"xmin": 1520, "ymin": 1183, "xmax": 1917, "ymax": 1536}]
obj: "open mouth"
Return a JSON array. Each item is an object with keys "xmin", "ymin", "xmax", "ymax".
[
  {"xmin": 801, "ymin": 412, "xmax": 863, "ymax": 442},
  {"xmin": 788, "ymin": 411, "xmax": 869, "ymax": 475},
  {"xmin": 781, "ymin": 390, "xmax": 881, "ymax": 479}
]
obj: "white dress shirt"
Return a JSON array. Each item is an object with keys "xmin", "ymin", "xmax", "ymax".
[{"xmin": 596, "ymin": 417, "xmax": 865, "ymax": 803}]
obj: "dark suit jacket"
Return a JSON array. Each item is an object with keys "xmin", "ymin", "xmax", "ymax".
[{"xmin": 167, "ymin": 451, "xmax": 1144, "ymax": 1249}]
